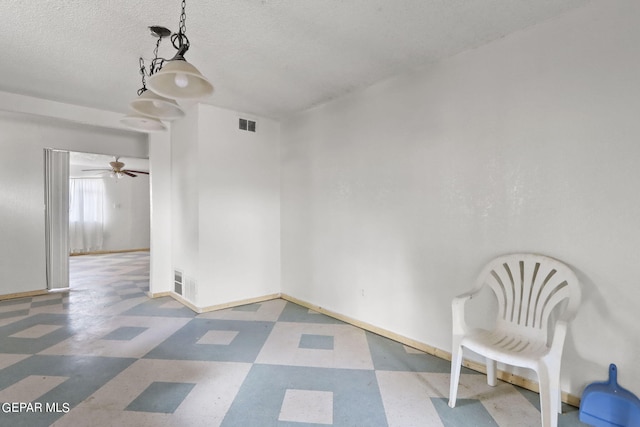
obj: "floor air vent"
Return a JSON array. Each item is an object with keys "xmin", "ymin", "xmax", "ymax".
[{"xmin": 174, "ymin": 270, "xmax": 183, "ymax": 295}]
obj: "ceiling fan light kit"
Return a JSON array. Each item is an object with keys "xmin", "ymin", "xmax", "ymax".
[
  {"xmin": 82, "ymin": 157, "xmax": 150, "ymax": 179},
  {"xmin": 122, "ymin": 0, "xmax": 212, "ymax": 133}
]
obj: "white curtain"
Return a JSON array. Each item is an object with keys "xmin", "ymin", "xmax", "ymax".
[{"xmin": 69, "ymin": 179, "xmax": 105, "ymax": 253}]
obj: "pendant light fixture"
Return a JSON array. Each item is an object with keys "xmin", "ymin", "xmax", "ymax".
[
  {"xmin": 129, "ymin": 33, "xmax": 185, "ymax": 120},
  {"xmin": 121, "ymin": 0, "xmax": 211, "ymax": 132},
  {"xmin": 147, "ymin": 0, "xmax": 213, "ymax": 100},
  {"xmin": 121, "ymin": 29, "xmax": 175, "ymax": 132},
  {"xmin": 120, "ymin": 113, "xmax": 167, "ymax": 132}
]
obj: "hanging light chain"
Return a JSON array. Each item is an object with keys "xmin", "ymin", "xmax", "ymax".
[
  {"xmin": 137, "ymin": 58, "xmax": 147, "ymax": 95},
  {"xmin": 137, "ymin": 36, "xmax": 166, "ymax": 95},
  {"xmin": 124, "ymin": 0, "xmax": 210, "ymax": 124},
  {"xmin": 172, "ymin": 0, "xmax": 190, "ymax": 54},
  {"xmin": 150, "ymin": 36, "xmax": 165, "ymax": 75},
  {"xmin": 179, "ymin": 0, "xmax": 187, "ymax": 35},
  {"xmin": 134, "ymin": 0, "xmax": 190, "ymax": 96}
]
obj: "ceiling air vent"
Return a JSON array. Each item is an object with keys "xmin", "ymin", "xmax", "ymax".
[{"xmin": 239, "ymin": 118, "xmax": 256, "ymax": 132}]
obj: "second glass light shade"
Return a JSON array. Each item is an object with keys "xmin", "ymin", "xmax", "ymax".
[{"xmin": 130, "ymin": 90, "xmax": 185, "ymax": 120}]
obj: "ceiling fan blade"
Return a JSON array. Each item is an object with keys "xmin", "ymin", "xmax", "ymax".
[
  {"xmin": 125, "ymin": 170, "xmax": 150, "ymax": 175},
  {"xmin": 81, "ymin": 168, "xmax": 111, "ymax": 171},
  {"xmin": 122, "ymin": 171, "xmax": 137, "ymax": 177}
]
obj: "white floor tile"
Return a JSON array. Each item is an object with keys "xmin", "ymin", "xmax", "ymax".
[{"xmin": 279, "ymin": 389, "xmax": 333, "ymax": 425}]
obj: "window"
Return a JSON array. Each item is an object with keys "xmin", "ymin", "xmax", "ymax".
[{"xmin": 69, "ymin": 179, "xmax": 105, "ymax": 253}]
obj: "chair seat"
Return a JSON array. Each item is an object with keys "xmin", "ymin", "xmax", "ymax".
[{"xmin": 461, "ymin": 328, "xmax": 550, "ymax": 369}]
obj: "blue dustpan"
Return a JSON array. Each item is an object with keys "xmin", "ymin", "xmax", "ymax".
[{"xmin": 579, "ymin": 364, "xmax": 640, "ymax": 427}]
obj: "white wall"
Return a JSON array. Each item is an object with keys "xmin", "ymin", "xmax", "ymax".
[
  {"xmin": 102, "ymin": 175, "xmax": 150, "ymax": 251},
  {"xmin": 170, "ymin": 105, "xmax": 281, "ymax": 307},
  {"xmin": 171, "ymin": 105, "xmax": 201, "ymax": 299},
  {"xmin": 0, "ymin": 108, "xmax": 147, "ymax": 295},
  {"xmin": 281, "ymin": 0, "xmax": 640, "ymax": 397},
  {"xmin": 197, "ymin": 105, "xmax": 281, "ymax": 306},
  {"xmin": 148, "ymin": 131, "xmax": 173, "ymax": 295}
]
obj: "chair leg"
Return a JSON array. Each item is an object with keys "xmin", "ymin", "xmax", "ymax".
[
  {"xmin": 448, "ymin": 343, "xmax": 464, "ymax": 408},
  {"xmin": 486, "ymin": 358, "xmax": 497, "ymax": 386},
  {"xmin": 537, "ymin": 362, "xmax": 560, "ymax": 427},
  {"xmin": 558, "ymin": 388, "xmax": 563, "ymax": 414}
]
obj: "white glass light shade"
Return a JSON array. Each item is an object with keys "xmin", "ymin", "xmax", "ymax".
[
  {"xmin": 120, "ymin": 114, "xmax": 167, "ymax": 133},
  {"xmin": 147, "ymin": 60, "xmax": 213, "ymax": 100},
  {"xmin": 130, "ymin": 90, "xmax": 185, "ymax": 120}
]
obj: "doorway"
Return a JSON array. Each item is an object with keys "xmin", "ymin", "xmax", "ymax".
[
  {"xmin": 68, "ymin": 151, "xmax": 151, "ymax": 284},
  {"xmin": 44, "ymin": 149, "xmax": 151, "ymax": 290}
]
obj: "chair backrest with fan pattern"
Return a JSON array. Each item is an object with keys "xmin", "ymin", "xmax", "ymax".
[{"xmin": 477, "ymin": 253, "xmax": 581, "ymax": 338}]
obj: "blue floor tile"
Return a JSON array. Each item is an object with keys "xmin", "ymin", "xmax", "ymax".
[
  {"xmin": 432, "ymin": 398, "xmax": 499, "ymax": 427},
  {"xmin": 121, "ymin": 297, "xmax": 196, "ymax": 318},
  {"xmin": 0, "ymin": 355, "xmax": 135, "ymax": 427},
  {"xmin": 144, "ymin": 318, "xmax": 275, "ymax": 362},
  {"xmin": 299, "ymin": 333, "xmax": 334, "ymax": 350},
  {"xmin": 102, "ymin": 326, "xmax": 148, "ymax": 341},
  {"xmin": 222, "ymin": 364, "xmax": 388, "ymax": 427},
  {"xmin": 278, "ymin": 302, "xmax": 346, "ymax": 324},
  {"xmin": 125, "ymin": 381, "xmax": 196, "ymax": 414},
  {"xmin": 0, "ymin": 314, "xmax": 75, "ymax": 354},
  {"xmin": 366, "ymin": 331, "xmax": 478, "ymax": 374},
  {"xmin": 232, "ymin": 303, "xmax": 261, "ymax": 312}
]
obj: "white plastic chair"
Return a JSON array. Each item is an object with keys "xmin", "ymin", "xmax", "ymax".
[{"xmin": 448, "ymin": 253, "xmax": 581, "ymax": 427}]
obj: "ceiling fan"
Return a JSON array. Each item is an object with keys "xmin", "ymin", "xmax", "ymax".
[{"xmin": 82, "ymin": 157, "xmax": 149, "ymax": 178}]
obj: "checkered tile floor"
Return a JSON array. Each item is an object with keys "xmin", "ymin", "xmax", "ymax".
[{"xmin": 0, "ymin": 252, "xmax": 585, "ymax": 426}]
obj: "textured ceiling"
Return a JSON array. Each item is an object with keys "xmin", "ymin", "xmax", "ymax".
[{"xmin": 0, "ymin": 0, "xmax": 591, "ymax": 120}]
